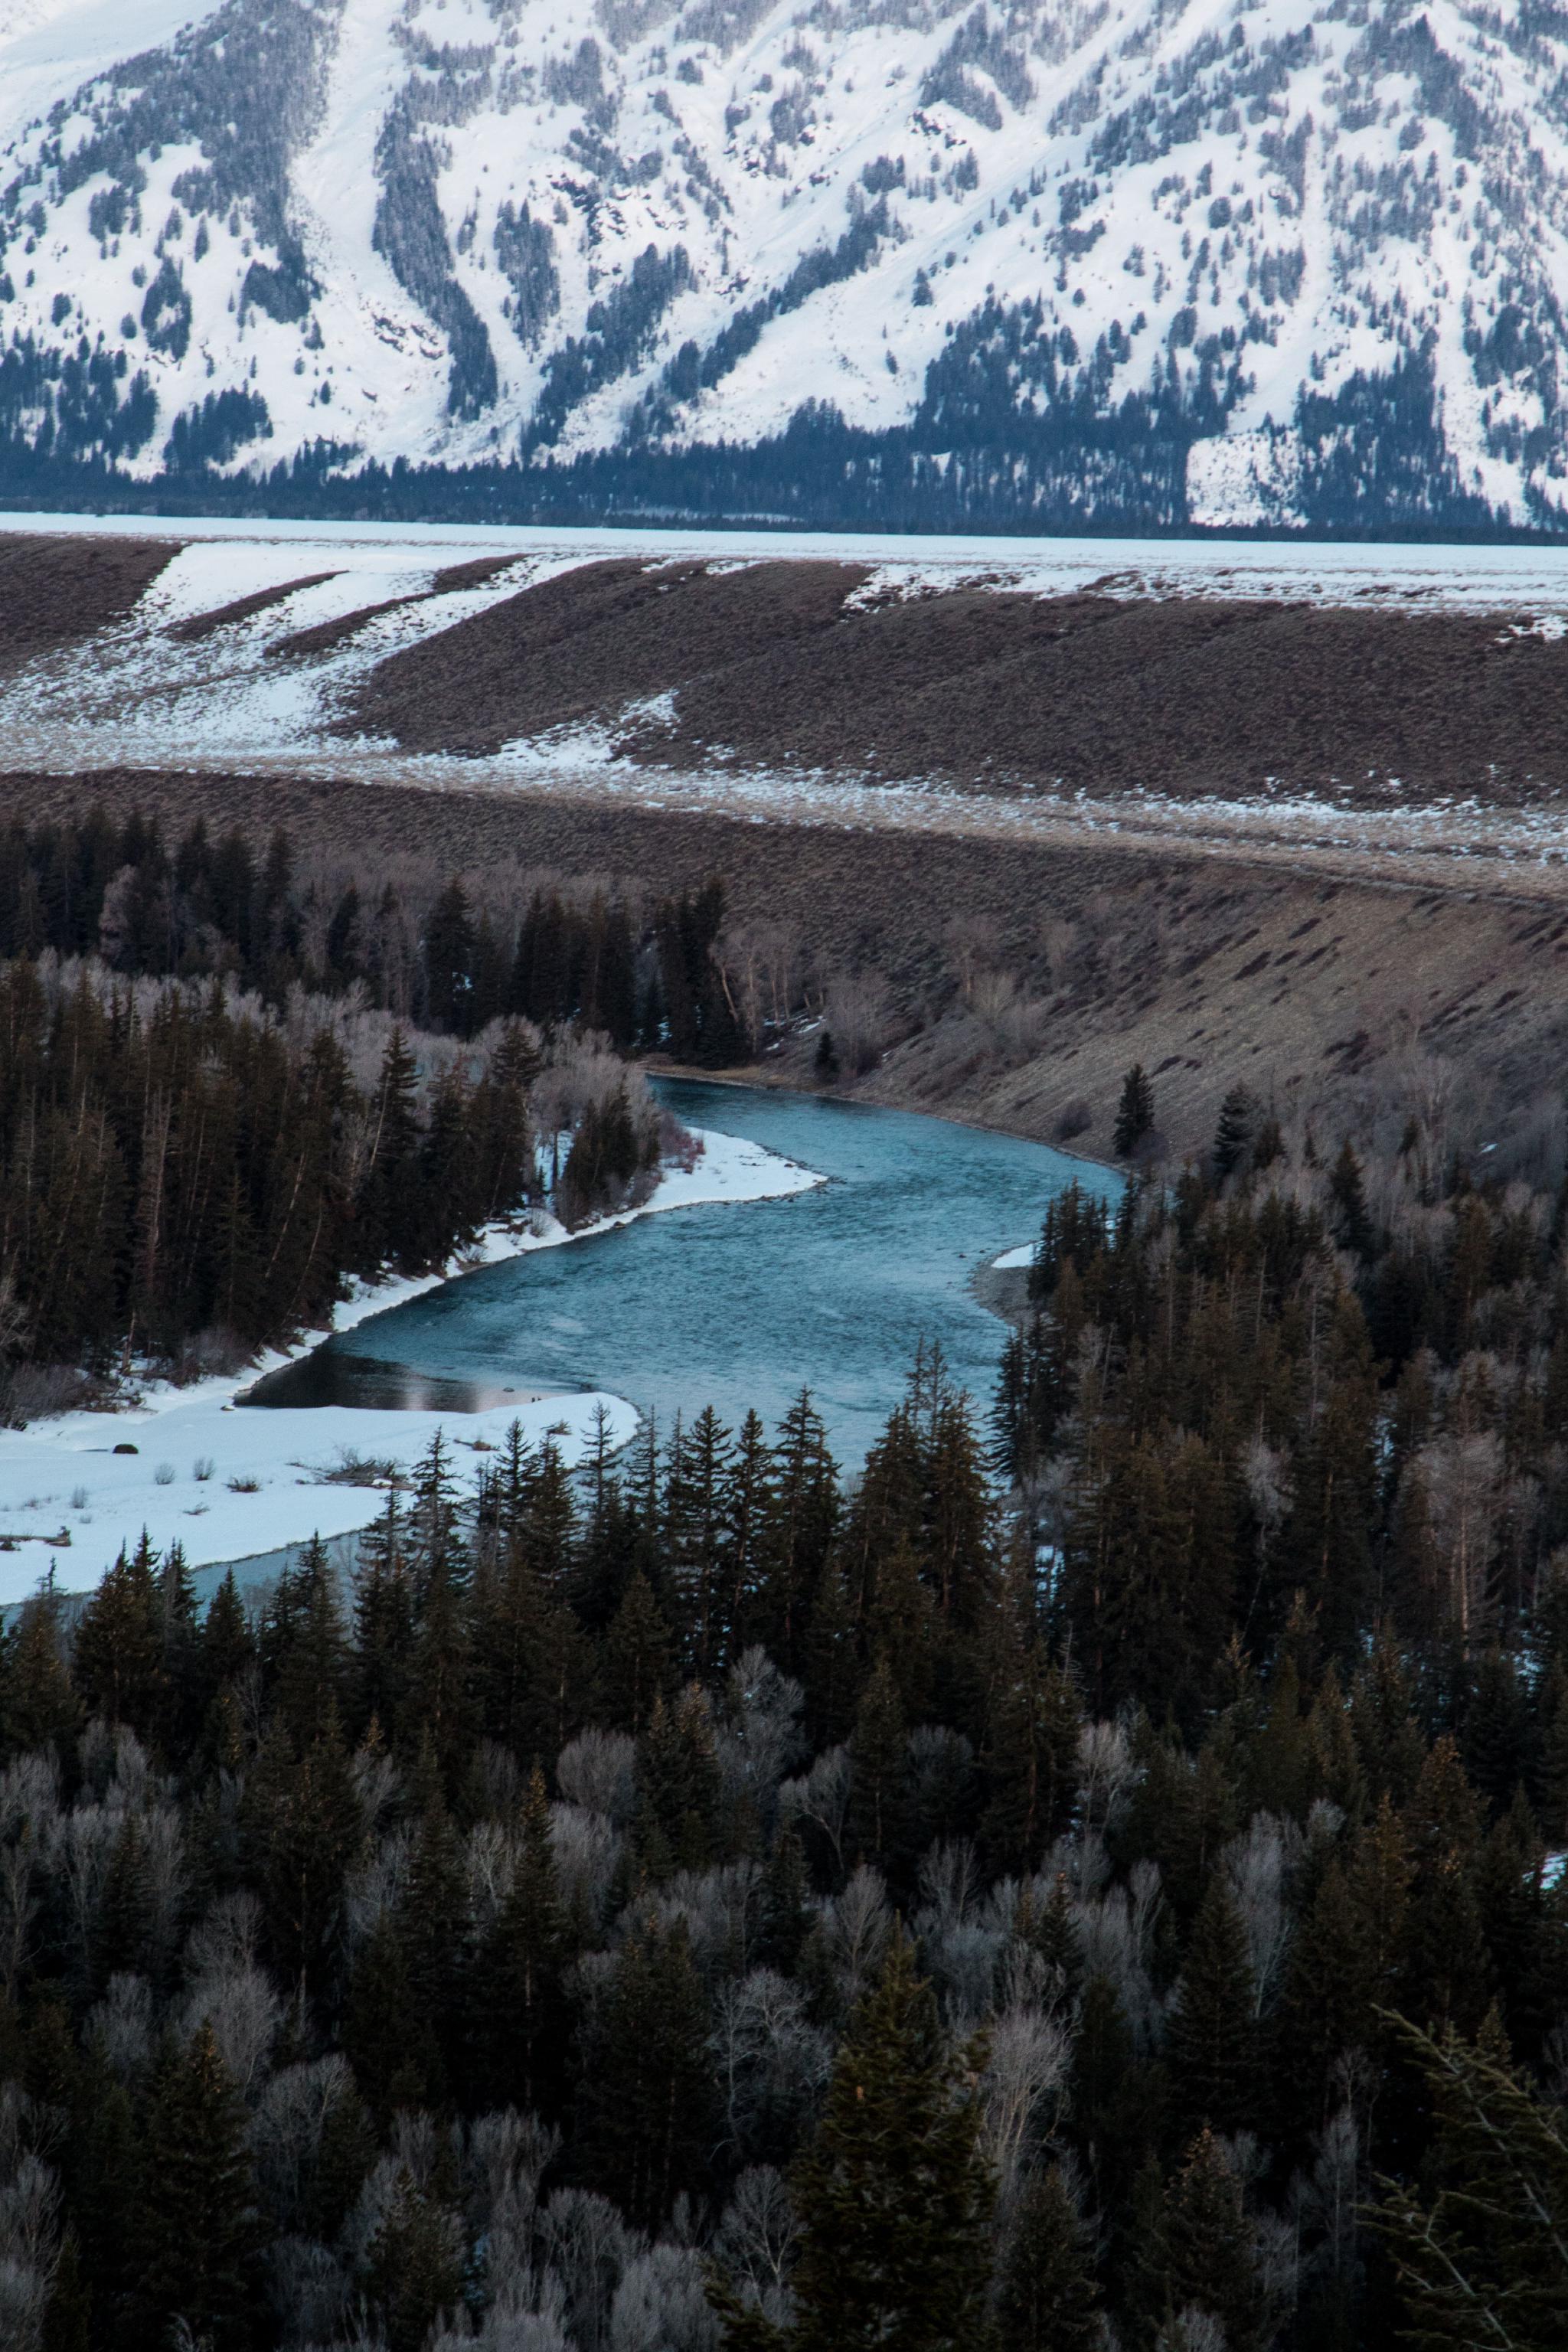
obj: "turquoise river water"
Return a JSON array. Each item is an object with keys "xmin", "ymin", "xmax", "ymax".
[{"xmin": 246, "ymin": 1080, "xmax": 1118, "ymax": 1464}]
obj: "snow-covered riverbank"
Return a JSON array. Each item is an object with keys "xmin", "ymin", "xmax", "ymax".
[{"xmin": 0, "ymin": 1124, "xmax": 822, "ymax": 1604}]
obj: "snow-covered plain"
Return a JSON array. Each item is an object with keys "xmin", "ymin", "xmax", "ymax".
[
  {"xmin": 0, "ymin": 1122, "xmax": 822, "ymax": 1606},
  {"xmin": 9, "ymin": 514, "xmax": 1568, "ymax": 796},
  {"xmin": 15, "ymin": 508, "xmax": 1568, "ymax": 612}
]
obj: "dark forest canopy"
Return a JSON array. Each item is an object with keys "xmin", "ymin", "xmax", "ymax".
[
  {"xmin": 0, "ymin": 1125, "xmax": 1560, "ymax": 2345},
  {"xmin": 0, "ymin": 822, "xmax": 1565, "ymax": 2350},
  {"xmin": 0, "ymin": 806, "xmax": 762, "ymax": 1423},
  {"xmin": 0, "ymin": 955, "xmax": 674, "ymax": 1423},
  {"xmin": 0, "ymin": 807, "xmax": 746, "ymax": 1065}
]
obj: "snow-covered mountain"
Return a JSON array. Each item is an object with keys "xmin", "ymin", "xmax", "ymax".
[{"xmin": 3, "ymin": 0, "xmax": 1568, "ymax": 530}]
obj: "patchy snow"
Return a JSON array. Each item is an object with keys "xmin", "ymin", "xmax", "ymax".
[
  {"xmin": 0, "ymin": 1122, "xmax": 822, "ymax": 1604},
  {"xmin": 991, "ymin": 1242, "xmax": 1035, "ymax": 1269},
  {"xmin": 15, "ymin": 511, "xmax": 1568, "ymax": 616},
  {"xmin": 2, "ymin": 514, "xmax": 1566, "ymax": 893},
  {"xmin": 11, "ymin": 514, "xmax": 1568, "ymax": 796}
]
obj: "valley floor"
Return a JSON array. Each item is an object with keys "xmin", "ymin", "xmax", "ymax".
[
  {"xmin": 0, "ymin": 1124, "xmax": 821, "ymax": 1602},
  {"xmin": 2, "ymin": 515, "xmax": 1566, "ymax": 1170}
]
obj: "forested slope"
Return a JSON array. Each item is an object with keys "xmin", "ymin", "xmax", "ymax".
[{"xmin": 0, "ymin": 1106, "xmax": 1566, "ymax": 2347}]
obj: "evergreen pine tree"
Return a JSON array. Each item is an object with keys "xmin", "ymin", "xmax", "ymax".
[
  {"xmin": 473, "ymin": 1764, "xmax": 571, "ymax": 2119},
  {"xmin": 782, "ymin": 1933, "xmax": 991, "ymax": 2352},
  {"xmin": 0, "ymin": 1592, "xmax": 80, "ymax": 1757},
  {"xmin": 1165, "ymin": 1874, "xmax": 1259, "ymax": 2140},
  {"xmin": 995, "ymin": 2162, "xmax": 1102, "ymax": 2352},
  {"xmin": 1152, "ymin": 2130, "xmax": 1269, "ymax": 2352},
  {"xmin": 1401, "ymin": 1735, "xmax": 1492, "ymax": 2033},
  {"xmin": 423, "ymin": 877, "xmax": 475, "ymax": 1034},
  {"xmin": 242, "ymin": 1708, "xmax": 363, "ymax": 2000},
  {"xmin": 845, "ymin": 1655, "xmax": 908, "ymax": 1872},
  {"xmin": 574, "ymin": 1919, "xmax": 715, "ymax": 2233},
  {"xmin": 362, "ymin": 1028, "xmax": 422, "ymax": 1269},
  {"xmin": 1112, "ymin": 1064, "xmax": 1155, "ymax": 1158},
  {"xmin": 361, "ymin": 2165, "xmax": 465, "ymax": 2352},
  {"xmin": 602, "ymin": 1568, "xmax": 675, "ymax": 1732},
  {"xmin": 1328, "ymin": 1141, "xmax": 1376, "ymax": 1260},
  {"xmin": 352, "ymin": 1486, "xmax": 416, "ymax": 1746},
  {"xmin": 633, "ymin": 1685, "xmax": 723, "ymax": 1880},
  {"xmin": 344, "ymin": 1913, "xmax": 428, "ymax": 2130},
  {"xmin": 131, "ymin": 2024, "xmax": 263, "ymax": 2350},
  {"xmin": 72, "ymin": 1534, "xmax": 164, "ymax": 1737},
  {"xmin": 394, "ymin": 1769, "xmax": 466, "ymax": 2098}
]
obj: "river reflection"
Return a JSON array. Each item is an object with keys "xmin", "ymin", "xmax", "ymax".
[
  {"xmin": 240, "ymin": 1353, "xmax": 541, "ymax": 1415},
  {"xmin": 243, "ymin": 1080, "xmax": 1118, "ymax": 1463}
]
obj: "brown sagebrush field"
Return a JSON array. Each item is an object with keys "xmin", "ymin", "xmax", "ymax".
[
  {"xmin": 0, "ymin": 534, "xmax": 180, "ymax": 674},
  {"xmin": 341, "ymin": 555, "xmax": 1568, "ymax": 806}
]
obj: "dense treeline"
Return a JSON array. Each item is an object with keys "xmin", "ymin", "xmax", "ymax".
[
  {"xmin": 0, "ymin": 355, "xmax": 1520, "ymax": 539},
  {"xmin": 0, "ymin": 959, "xmax": 531, "ymax": 1367},
  {"xmin": 995, "ymin": 1109, "xmax": 1568, "ymax": 1683},
  {"xmin": 0, "ymin": 1259, "xmax": 1560, "ymax": 2346},
  {"xmin": 0, "ymin": 953, "xmax": 666, "ymax": 1419},
  {"xmin": 0, "ymin": 810, "xmax": 746, "ymax": 1065},
  {"xmin": 0, "ymin": 804, "xmax": 757, "ymax": 1406}
]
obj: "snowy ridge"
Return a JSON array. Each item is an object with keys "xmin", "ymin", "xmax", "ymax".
[
  {"xmin": 0, "ymin": 1119, "xmax": 823, "ymax": 1603},
  {"xmin": 4, "ymin": 0, "xmax": 1568, "ymax": 524}
]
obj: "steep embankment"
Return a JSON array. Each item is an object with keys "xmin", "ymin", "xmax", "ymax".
[{"xmin": 2, "ymin": 763, "xmax": 1563, "ymax": 1171}]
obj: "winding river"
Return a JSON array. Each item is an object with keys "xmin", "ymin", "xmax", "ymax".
[{"xmin": 247, "ymin": 1080, "xmax": 1117, "ymax": 1464}]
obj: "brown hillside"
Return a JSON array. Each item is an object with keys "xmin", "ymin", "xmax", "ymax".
[
  {"xmin": 2, "ymin": 765, "xmax": 1563, "ymax": 1171},
  {"xmin": 0, "ymin": 534, "xmax": 179, "ymax": 674},
  {"xmin": 340, "ymin": 557, "xmax": 1568, "ymax": 805}
]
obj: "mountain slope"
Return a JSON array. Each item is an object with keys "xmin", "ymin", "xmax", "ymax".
[{"xmin": 4, "ymin": 0, "xmax": 1568, "ymax": 528}]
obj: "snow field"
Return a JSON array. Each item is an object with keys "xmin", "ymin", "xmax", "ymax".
[{"xmin": 0, "ymin": 1122, "xmax": 823, "ymax": 1604}]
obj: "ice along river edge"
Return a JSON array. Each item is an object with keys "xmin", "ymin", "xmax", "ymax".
[{"xmin": 0, "ymin": 1122, "xmax": 822, "ymax": 1605}]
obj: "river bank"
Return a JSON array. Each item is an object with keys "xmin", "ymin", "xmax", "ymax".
[
  {"xmin": 0, "ymin": 1122, "xmax": 821, "ymax": 1603},
  {"xmin": 6, "ymin": 766, "xmax": 1563, "ymax": 1180},
  {"xmin": 246, "ymin": 1078, "xmax": 1109, "ymax": 1475}
]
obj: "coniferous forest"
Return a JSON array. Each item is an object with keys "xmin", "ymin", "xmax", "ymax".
[
  {"xmin": 0, "ymin": 1122, "xmax": 1559, "ymax": 2348},
  {"xmin": 0, "ymin": 819, "xmax": 1564, "ymax": 2350},
  {"xmin": 0, "ymin": 808, "xmax": 748, "ymax": 1419}
]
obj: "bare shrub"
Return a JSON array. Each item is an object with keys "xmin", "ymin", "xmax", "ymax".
[
  {"xmin": 555, "ymin": 1730, "xmax": 637, "ymax": 1821},
  {"xmin": 822, "ymin": 969, "xmax": 891, "ymax": 1075},
  {"xmin": 712, "ymin": 2166, "xmax": 795, "ymax": 2325},
  {"xmin": 609, "ymin": 2243, "xmax": 719, "ymax": 2351}
]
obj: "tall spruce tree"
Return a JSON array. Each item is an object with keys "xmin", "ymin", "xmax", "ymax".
[
  {"xmin": 766, "ymin": 1933, "xmax": 991, "ymax": 2352},
  {"xmin": 1165, "ymin": 1873, "xmax": 1259, "ymax": 2140},
  {"xmin": 995, "ymin": 2162, "xmax": 1102, "ymax": 2352},
  {"xmin": 1150, "ymin": 2130, "xmax": 1269, "ymax": 2352},
  {"xmin": 574, "ymin": 1919, "xmax": 716, "ymax": 2233},
  {"xmin": 130, "ymin": 2024, "xmax": 263, "ymax": 2350},
  {"xmin": 1112, "ymin": 1064, "xmax": 1155, "ymax": 1158}
]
